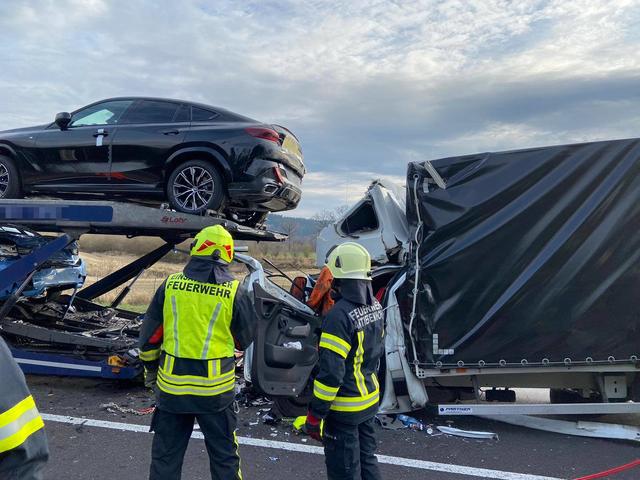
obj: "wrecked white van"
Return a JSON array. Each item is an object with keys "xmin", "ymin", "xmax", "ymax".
[{"xmin": 249, "ymin": 138, "xmax": 640, "ymax": 415}]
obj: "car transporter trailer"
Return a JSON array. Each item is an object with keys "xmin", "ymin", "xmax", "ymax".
[{"xmin": 0, "ymin": 198, "xmax": 285, "ymax": 380}]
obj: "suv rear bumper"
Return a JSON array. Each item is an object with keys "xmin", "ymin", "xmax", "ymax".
[
  {"xmin": 228, "ymin": 177, "xmax": 302, "ymax": 212},
  {"xmin": 228, "ymin": 159, "xmax": 302, "ymax": 212}
]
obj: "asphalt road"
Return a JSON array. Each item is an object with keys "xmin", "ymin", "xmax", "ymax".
[{"xmin": 26, "ymin": 376, "xmax": 640, "ymax": 480}]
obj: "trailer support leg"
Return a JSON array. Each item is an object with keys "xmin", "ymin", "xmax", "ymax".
[{"xmin": 77, "ymin": 242, "xmax": 175, "ymax": 301}]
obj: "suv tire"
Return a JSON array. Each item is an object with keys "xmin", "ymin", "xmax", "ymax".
[
  {"xmin": 167, "ymin": 160, "xmax": 225, "ymax": 214},
  {"xmin": 0, "ymin": 155, "xmax": 22, "ymax": 199}
]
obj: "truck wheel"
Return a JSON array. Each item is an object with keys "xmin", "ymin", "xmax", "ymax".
[
  {"xmin": 273, "ymin": 380, "xmax": 313, "ymax": 417},
  {"xmin": 167, "ymin": 160, "xmax": 225, "ymax": 214},
  {"xmin": 273, "ymin": 395, "xmax": 310, "ymax": 417},
  {"xmin": 0, "ymin": 155, "xmax": 22, "ymax": 199}
]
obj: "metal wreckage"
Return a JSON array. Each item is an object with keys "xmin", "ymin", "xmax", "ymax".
[{"xmin": 3, "ymin": 137, "xmax": 640, "ymax": 429}]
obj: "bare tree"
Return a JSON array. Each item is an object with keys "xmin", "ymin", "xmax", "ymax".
[
  {"xmin": 311, "ymin": 205, "xmax": 350, "ymax": 233},
  {"xmin": 281, "ymin": 219, "xmax": 299, "ymax": 252}
]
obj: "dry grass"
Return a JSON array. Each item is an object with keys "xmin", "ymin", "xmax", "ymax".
[
  {"xmin": 80, "ymin": 235, "xmax": 189, "ymax": 259},
  {"xmin": 82, "ymin": 252, "xmax": 250, "ymax": 307},
  {"xmin": 81, "ymin": 251, "xmax": 318, "ymax": 311},
  {"xmin": 80, "ymin": 237, "xmax": 319, "ymax": 308}
]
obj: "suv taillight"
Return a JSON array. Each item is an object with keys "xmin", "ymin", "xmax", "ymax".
[
  {"xmin": 273, "ymin": 166, "xmax": 285, "ymax": 184},
  {"xmin": 245, "ymin": 127, "xmax": 281, "ymax": 144}
]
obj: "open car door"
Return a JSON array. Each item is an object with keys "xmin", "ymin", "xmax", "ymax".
[{"xmin": 251, "ymin": 283, "xmax": 322, "ymax": 397}]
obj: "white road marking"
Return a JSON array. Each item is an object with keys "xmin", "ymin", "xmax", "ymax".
[
  {"xmin": 41, "ymin": 413, "xmax": 561, "ymax": 480},
  {"xmin": 16, "ymin": 358, "xmax": 102, "ymax": 372}
]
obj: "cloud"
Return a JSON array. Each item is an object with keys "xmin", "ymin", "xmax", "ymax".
[
  {"xmin": 293, "ymin": 171, "xmax": 405, "ymax": 217},
  {"xmin": 1, "ymin": 0, "xmax": 639, "ymax": 216}
]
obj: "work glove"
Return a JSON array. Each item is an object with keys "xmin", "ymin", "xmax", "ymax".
[
  {"xmin": 304, "ymin": 413, "xmax": 323, "ymax": 442},
  {"xmin": 144, "ymin": 368, "xmax": 157, "ymax": 389},
  {"xmin": 293, "ymin": 414, "xmax": 324, "ymax": 442}
]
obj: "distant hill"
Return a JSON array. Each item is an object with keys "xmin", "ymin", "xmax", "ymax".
[{"xmin": 266, "ymin": 214, "xmax": 321, "ymax": 239}]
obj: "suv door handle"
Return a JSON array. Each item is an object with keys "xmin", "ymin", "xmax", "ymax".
[
  {"xmin": 162, "ymin": 129, "xmax": 180, "ymax": 135},
  {"xmin": 93, "ymin": 129, "xmax": 109, "ymax": 137}
]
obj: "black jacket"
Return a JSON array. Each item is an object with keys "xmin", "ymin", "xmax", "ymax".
[
  {"xmin": 0, "ymin": 337, "xmax": 49, "ymax": 479},
  {"xmin": 309, "ymin": 280, "xmax": 385, "ymax": 425}
]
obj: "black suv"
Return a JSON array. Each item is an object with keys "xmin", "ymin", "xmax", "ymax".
[{"xmin": 0, "ymin": 97, "xmax": 304, "ymax": 225}]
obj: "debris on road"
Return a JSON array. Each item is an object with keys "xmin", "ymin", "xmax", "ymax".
[
  {"xmin": 75, "ymin": 419, "xmax": 88, "ymax": 433},
  {"xmin": 236, "ymin": 381, "xmax": 272, "ymax": 408},
  {"xmin": 397, "ymin": 414, "xmax": 428, "ymax": 431},
  {"xmin": 101, "ymin": 402, "xmax": 155, "ymax": 416},
  {"xmin": 376, "ymin": 414, "xmax": 407, "ymax": 430},
  {"xmin": 437, "ymin": 426, "xmax": 498, "ymax": 440},
  {"xmin": 262, "ymin": 407, "xmax": 283, "ymax": 425}
]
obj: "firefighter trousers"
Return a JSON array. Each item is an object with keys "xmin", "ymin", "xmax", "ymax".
[
  {"xmin": 149, "ymin": 406, "xmax": 241, "ymax": 480},
  {"xmin": 323, "ymin": 416, "xmax": 382, "ymax": 480}
]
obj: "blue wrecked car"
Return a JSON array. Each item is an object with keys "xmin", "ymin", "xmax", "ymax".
[{"xmin": 0, "ymin": 224, "xmax": 86, "ymax": 300}]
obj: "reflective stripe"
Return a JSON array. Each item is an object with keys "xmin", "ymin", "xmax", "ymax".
[
  {"xmin": 372, "ymin": 372, "xmax": 380, "ymax": 391},
  {"xmin": 322, "ymin": 332, "xmax": 350, "ymax": 351},
  {"xmin": 157, "ymin": 376, "xmax": 235, "ymax": 396},
  {"xmin": 353, "ymin": 331, "xmax": 367, "ymax": 396},
  {"xmin": 330, "ymin": 390, "xmax": 379, "ymax": 412},
  {"xmin": 158, "ymin": 368, "xmax": 235, "ymax": 387},
  {"xmin": 0, "ymin": 396, "xmax": 45, "ymax": 453},
  {"xmin": 210, "ymin": 359, "xmax": 220, "ymax": 378},
  {"xmin": 234, "ymin": 430, "xmax": 243, "ymax": 479},
  {"xmin": 164, "ymin": 354, "xmax": 175, "ymax": 374},
  {"xmin": 313, "ymin": 379, "xmax": 339, "ymax": 402},
  {"xmin": 171, "ymin": 295, "xmax": 179, "ymax": 356},
  {"xmin": 139, "ymin": 348, "xmax": 161, "ymax": 362},
  {"xmin": 201, "ymin": 303, "xmax": 222, "ymax": 359},
  {"xmin": 157, "ymin": 354, "xmax": 235, "ymax": 397},
  {"xmin": 319, "ymin": 333, "xmax": 351, "ymax": 358}
]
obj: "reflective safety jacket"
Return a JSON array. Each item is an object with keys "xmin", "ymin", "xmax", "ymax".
[
  {"xmin": 309, "ymin": 280, "xmax": 385, "ymax": 425},
  {"xmin": 139, "ymin": 260, "xmax": 254, "ymax": 414},
  {"xmin": 0, "ymin": 337, "xmax": 49, "ymax": 479}
]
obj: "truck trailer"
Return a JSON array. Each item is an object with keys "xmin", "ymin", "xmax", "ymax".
[{"xmin": 307, "ymin": 138, "xmax": 640, "ymax": 413}]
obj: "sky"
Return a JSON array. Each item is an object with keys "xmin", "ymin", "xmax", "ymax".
[{"xmin": 1, "ymin": 0, "xmax": 639, "ymax": 217}]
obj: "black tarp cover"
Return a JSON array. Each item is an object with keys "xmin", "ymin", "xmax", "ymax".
[{"xmin": 403, "ymin": 138, "xmax": 640, "ymax": 367}]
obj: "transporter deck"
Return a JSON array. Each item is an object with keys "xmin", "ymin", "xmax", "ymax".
[{"xmin": 0, "ymin": 198, "xmax": 287, "ymax": 241}]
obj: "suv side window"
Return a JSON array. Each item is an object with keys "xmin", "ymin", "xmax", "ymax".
[
  {"xmin": 121, "ymin": 100, "xmax": 180, "ymax": 124},
  {"xmin": 192, "ymin": 107, "xmax": 218, "ymax": 122},
  {"xmin": 69, "ymin": 100, "xmax": 133, "ymax": 127},
  {"xmin": 174, "ymin": 104, "xmax": 191, "ymax": 123}
]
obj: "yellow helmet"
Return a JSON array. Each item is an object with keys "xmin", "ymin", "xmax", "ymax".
[
  {"xmin": 190, "ymin": 225, "xmax": 234, "ymax": 264},
  {"xmin": 326, "ymin": 242, "xmax": 371, "ymax": 280}
]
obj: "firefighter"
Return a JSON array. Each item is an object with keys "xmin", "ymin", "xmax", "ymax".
[
  {"xmin": 0, "ymin": 336, "xmax": 49, "ymax": 480},
  {"xmin": 139, "ymin": 225, "xmax": 253, "ymax": 480},
  {"xmin": 305, "ymin": 242, "xmax": 384, "ymax": 480}
]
